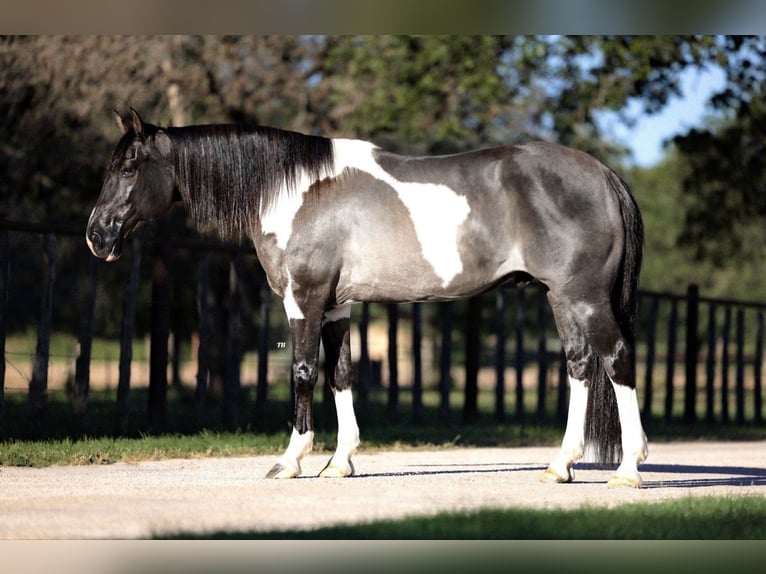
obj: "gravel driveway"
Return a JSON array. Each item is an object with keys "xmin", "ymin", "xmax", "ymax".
[{"xmin": 1, "ymin": 441, "xmax": 765, "ymax": 539}]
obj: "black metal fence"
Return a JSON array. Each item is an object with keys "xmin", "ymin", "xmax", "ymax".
[{"xmin": 1, "ymin": 219, "xmax": 764, "ymax": 435}]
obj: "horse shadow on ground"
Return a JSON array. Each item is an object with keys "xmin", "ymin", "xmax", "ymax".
[{"xmin": 353, "ymin": 462, "xmax": 766, "ymax": 489}]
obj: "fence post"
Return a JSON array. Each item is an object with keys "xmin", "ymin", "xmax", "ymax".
[
  {"xmin": 664, "ymin": 298, "xmax": 678, "ymax": 422},
  {"xmin": 735, "ymin": 308, "xmax": 745, "ymax": 425},
  {"xmin": 494, "ymin": 289, "xmax": 507, "ymax": 422},
  {"xmin": 148, "ymin": 239, "xmax": 170, "ymax": 433},
  {"xmin": 438, "ymin": 303, "xmax": 452, "ymax": 423},
  {"xmin": 705, "ymin": 304, "xmax": 717, "ymax": 424},
  {"xmin": 721, "ymin": 306, "xmax": 731, "ymax": 424},
  {"xmin": 116, "ymin": 235, "xmax": 142, "ymax": 434},
  {"xmin": 684, "ymin": 284, "xmax": 699, "ymax": 424},
  {"xmin": 194, "ymin": 251, "xmax": 210, "ymax": 427},
  {"xmin": 463, "ymin": 296, "xmax": 481, "ymax": 423},
  {"xmin": 536, "ymin": 290, "xmax": 548, "ymax": 421},
  {"xmin": 254, "ymin": 274, "xmax": 271, "ymax": 427},
  {"xmin": 0, "ymin": 230, "xmax": 8, "ymax": 430},
  {"xmin": 357, "ymin": 303, "xmax": 371, "ymax": 414},
  {"xmin": 515, "ymin": 289, "xmax": 526, "ymax": 422},
  {"xmin": 642, "ymin": 296, "xmax": 658, "ymax": 418},
  {"xmin": 29, "ymin": 232, "xmax": 56, "ymax": 432},
  {"xmin": 73, "ymin": 255, "xmax": 98, "ymax": 434},
  {"xmin": 223, "ymin": 254, "xmax": 243, "ymax": 431},
  {"xmin": 411, "ymin": 302, "xmax": 423, "ymax": 424},
  {"xmin": 755, "ymin": 311, "xmax": 764, "ymax": 424},
  {"xmin": 387, "ymin": 303, "xmax": 399, "ymax": 420}
]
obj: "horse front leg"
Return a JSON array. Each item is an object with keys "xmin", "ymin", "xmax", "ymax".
[
  {"xmin": 318, "ymin": 305, "xmax": 359, "ymax": 478},
  {"xmin": 266, "ymin": 313, "xmax": 322, "ymax": 479}
]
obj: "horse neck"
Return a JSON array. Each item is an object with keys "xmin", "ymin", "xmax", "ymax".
[{"xmin": 166, "ymin": 124, "xmax": 335, "ymax": 240}]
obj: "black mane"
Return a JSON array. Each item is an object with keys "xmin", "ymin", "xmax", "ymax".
[{"xmin": 168, "ymin": 124, "xmax": 334, "ymax": 239}]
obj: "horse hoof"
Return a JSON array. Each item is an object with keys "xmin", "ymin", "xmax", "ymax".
[
  {"xmin": 265, "ymin": 463, "xmax": 300, "ymax": 479},
  {"xmin": 540, "ymin": 465, "xmax": 573, "ymax": 483},
  {"xmin": 607, "ymin": 474, "xmax": 642, "ymax": 489},
  {"xmin": 318, "ymin": 459, "xmax": 355, "ymax": 478}
]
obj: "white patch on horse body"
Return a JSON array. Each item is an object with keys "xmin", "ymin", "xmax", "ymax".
[
  {"xmin": 322, "ymin": 304, "xmax": 351, "ymax": 325},
  {"xmin": 260, "ymin": 171, "xmax": 319, "ymax": 250},
  {"xmin": 283, "ymin": 269, "xmax": 305, "ymax": 320},
  {"xmin": 333, "ymin": 139, "xmax": 471, "ymax": 287}
]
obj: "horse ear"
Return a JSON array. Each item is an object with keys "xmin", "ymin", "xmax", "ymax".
[
  {"xmin": 129, "ymin": 107, "xmax": 144, "ymax": 138},
  {"xmin": 115, "ymin": 109, "xmax": 130, "ymax": 135}
]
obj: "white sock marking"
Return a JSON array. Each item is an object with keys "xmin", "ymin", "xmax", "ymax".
[
  {"xmin": 562, "ymin": 377, "xmax": 588, "ymax": 458},
  {"xmin": 328, "ymin": 388, "xmax": 360, "ymax": 469},
  {"xmin": 611, "ymin": 381, "xmax": 649, "ymax": 463},
  {"xmin": 277, "ymin": 427, "xmax": 315, "ymax": 473}
]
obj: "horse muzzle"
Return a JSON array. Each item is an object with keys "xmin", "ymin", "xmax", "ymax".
[{"xmin": 86, "ymin": 212, "xmax": 125, "ymax": 262}]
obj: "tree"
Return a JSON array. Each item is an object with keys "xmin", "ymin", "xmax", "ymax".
[{"xmin": 672, "ymin": 37, "xmax": 766, "ymax": 266}]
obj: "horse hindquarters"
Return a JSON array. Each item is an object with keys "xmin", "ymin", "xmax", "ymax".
[{"xmin": 541, "ymin": 167, "xmax": 647, "ymax": 487}]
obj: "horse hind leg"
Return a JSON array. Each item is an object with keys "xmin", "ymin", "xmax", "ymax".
[
  {"xmin": 541, "ymin": 295, "xmax": 592, "ymax": 483},
  {"xmin": 541, "ymin": 294, "xmax": 648, "ymax": 487},
  {"xmin": 541, "ymin": 376, "xmax": 588, "ymax": 483},
  {"xmin": 317, "ymin": 305, "xmax": 360, "ymax": 478},
  {"xmin": 579, "ymin": 299, "xmax": 649, "ymax": 488}
]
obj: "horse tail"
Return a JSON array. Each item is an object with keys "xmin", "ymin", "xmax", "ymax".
[{"xmin": 584, "ymin": 168, "xmax": 644, "ymax": 465}]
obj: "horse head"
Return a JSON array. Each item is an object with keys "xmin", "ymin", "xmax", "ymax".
[{"xmin": 86, "ymin": 108, "xmax": 176, "ymax": 261}]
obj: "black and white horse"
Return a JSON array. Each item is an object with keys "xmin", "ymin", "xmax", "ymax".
[{"xmin": 87, "ymin": 109, "xmax": 648, "ymax": 487}]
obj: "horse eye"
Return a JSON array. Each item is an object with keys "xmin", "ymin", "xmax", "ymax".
[{"xmin": 119, "ymin": 165, "xmax": 137, "ymax": 178}]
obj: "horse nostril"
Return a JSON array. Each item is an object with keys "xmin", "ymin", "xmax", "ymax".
[{"xmin": 89, "ymin": 229, "xmax": 104, "ymax": 251}]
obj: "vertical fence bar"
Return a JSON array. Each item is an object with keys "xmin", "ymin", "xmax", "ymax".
[
  {"xmin": 684, "ymin": 284, "xmax": 699, "ymax": 423},
  {"xmin": 411, "ymin": 302, "xmax": 423, "ymax": 424},
  {"xmin": 755, "ymin": 311, "xmax": 764, "ymax": 424},
  {"xmin": 536, "ymin": 290, "xmax": 548, "ymax": 421},
  {"xmin": 721, "ymin": 306, "xmax": 731, "ymax": 424},
  {"xmin": 0, "ymin": 230, "xmax": 8, "ymax": 429},
  {"xmin": 705, "ymin": 303, "xmax": 717, "ymax": 424},
  {"xmin": 148, "ymin": 239, "xmax": 170, "ymax": 433},
  {"xmin": 255, "ymin": 276, "xmax": 271, "ymax": 426},
  {"xmin": 642, "ymin": 296, "xmax": 658, "ymax": 418},
  {"xmin": 194, "ymin": 251, "xmax": 210, "ymax": 427},
  {"xmin": 387, "ymin": 303, "xmax": 399, "ymax": 419},
  {"xmin": 73, "ymin": 255, "xmax": 98, "ymax": 433},
  {"xmin": 515, "ymin": 289, "xmax": 526, "ymax": 422},
  {"xmin": 438, "ymin": 302, "xmax": 452, "ymax": 423},
  {"xmin": 223, "ymin": 254, "xmax": 243, "ymax": 431},
  {"xmin": 494, "ymin": 289, "xmax": 507, "ymax": 422},
  {"xmin": 664, "ymin": 298, "xmax": 678, "ymax": 422},
  {"xmin": 463, "ymin": 296, "xmax": 481, "ymax": 423},
  {"xmin": 29, "ymin": 232, "xmax": 56, "ymax": 432},
  {"xmin": 735, "ymin": 308, "xmax": 745, "ymax": 425},
  {"xmin": 357, "ymin": 303, "xmax": 370, "ymax": 414},
  {"xmin": 116, "ymin": 236, "xmax": 142, "ymax": 434}
]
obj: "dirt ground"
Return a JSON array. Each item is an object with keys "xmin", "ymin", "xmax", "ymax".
[{"xmin": 1, "ymin": 440, "xmax": 765, "ymax": 539}]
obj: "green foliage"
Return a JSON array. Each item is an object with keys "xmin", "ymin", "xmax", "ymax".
[
  {"xmin": 628, "ymin": 151, "xmax": 766, "ymax": 300},
  {"xmin": 3, "ymin": 35, "xmax": 766, "ymax": 339}
]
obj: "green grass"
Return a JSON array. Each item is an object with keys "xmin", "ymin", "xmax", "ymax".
[
  {"xmin": 2, "ymin": 382, "xmax": 765, "ymax": 467},
  {"xmin": 166, "ymin": 496, "xmax": 766, "ymax": 539}
]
